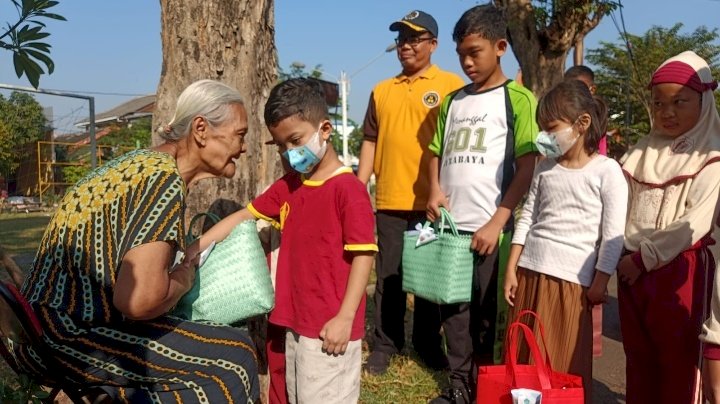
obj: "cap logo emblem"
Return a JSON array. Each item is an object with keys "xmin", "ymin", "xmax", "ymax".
[{"xmin": 404, "ymin": 10, "xmax": 420, "ymax": 20}]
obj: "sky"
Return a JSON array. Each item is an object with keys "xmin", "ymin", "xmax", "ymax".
[{"xmin": 1, "ymin": 0, "xmax": 720, "ymax": 136}]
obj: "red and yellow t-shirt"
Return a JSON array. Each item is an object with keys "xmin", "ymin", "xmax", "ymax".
[
  {"xmin": 363, "ymin": 64, "xmax": 465, "ymax": 211},
  {"xmin": 248, "ymin": 167, "xmax": 377, "ymax": 340}
]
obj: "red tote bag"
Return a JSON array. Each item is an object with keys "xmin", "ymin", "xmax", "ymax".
[{"xmin": 477, "ymin": 311, "xmax": 584, "ymax": 404}]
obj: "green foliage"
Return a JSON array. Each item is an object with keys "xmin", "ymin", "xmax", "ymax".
[
  {"xmin": 0, "ymin": 91, "xmax": 48, "ymax": 175},
  {"xmin": 529, "ymin": 0, "xmax": 617, "ymax": 30},
  {"xmin": 330, "ymin": 119, "xmax": 363, "ymax": 159},
  {"xmin": 0, "ymin": 0, "xmax": 66, "ymax": 88},
  {"xmin": 278, "ymin": 61, "xmax": 323, "ymax": 81},
  {"xmin": 587, "ymin": 23, "xmax": 720, "ymax": 156},
  {"xmin": 60, "ymin": 163, "xmax": 89, "ymax": 186},
  {"xmin": 99, "ymin": 117, "xmax": 153, "ymax": 150}
]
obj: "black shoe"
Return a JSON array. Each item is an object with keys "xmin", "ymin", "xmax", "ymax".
[
  {"xmin": 364, "ymin": 350, "xmax": 391, "ymax": 375},
  {"xmin": 429, "ymin": 385, "xmax": 471, "ymax": 404},
  {"xmin": 417, "ymin": 349, "xmax": 449, "ymax": 371}
]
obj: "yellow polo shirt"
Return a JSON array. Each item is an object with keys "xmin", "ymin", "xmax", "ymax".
[{"xmin": 363, "ymin": 64, "xmax": 464, "ymax": 211}]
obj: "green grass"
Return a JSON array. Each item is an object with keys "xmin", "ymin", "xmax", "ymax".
[
  {"xmin": 0, "ymin": 212, "xmax": 51, "ymax": 256},
  {"xmin": 361, "ymin": 354, "xmax": 445, "ymax": 403},
  {"xmin": 0, "ymin": 212, "xmax": 447, "ymax": 402},
  {"xmin": 359, "ymin": 293, "xmax": 446, "ymax": 403}
]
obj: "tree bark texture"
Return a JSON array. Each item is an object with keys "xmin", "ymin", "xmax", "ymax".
[
  {"xmin": 153, "ymin": 0, "xmax": 281, "ymax": 221},
  {"xmin": 494, "ymin": 0, "xmax": 608, "ymax": 97},
  {"xmin": 153, "ymin": 3, "xmax": 280, "ymax": 399}
]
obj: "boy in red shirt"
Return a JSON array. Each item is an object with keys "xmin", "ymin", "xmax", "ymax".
[{"xmin": 205, "ymin": 78, "xmax": 377, "ymax": 403}]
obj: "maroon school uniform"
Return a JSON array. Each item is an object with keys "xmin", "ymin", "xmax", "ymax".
[
  {"xmin": 620, "ymin": 51, "xmax": 720, "ymax": 403},
  {"xmin": 248, "ymin": 167, "xmax": 377, "ymax": 340}
]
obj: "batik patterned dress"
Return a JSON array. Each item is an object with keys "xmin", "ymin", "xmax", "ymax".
[{"xmin": 17, "ymin": 149, "xmax": 259, "ymax": 403}]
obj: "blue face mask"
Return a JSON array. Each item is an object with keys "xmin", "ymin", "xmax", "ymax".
[
  {"xmin": 282, "ymin": 129, "xmax": 327, "ymax": 173},
  {"xmin": 535, "ymin": 130, "xmax": 563, "ymax": 159},
  {"xmin": 535, "ymin": 125, "xmax": 579, "ymax": 159}
]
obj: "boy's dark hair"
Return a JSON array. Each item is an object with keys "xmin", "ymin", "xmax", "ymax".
[
  {"xmin": 452, "ymin": 4, "xmax": 506, "ymax": 43},
  {"xmin": 564, "ymin": 65, "xmax": 595, "ymax": 83},
  {"xmin": 264, "ymin": 78, "xmax": 328, "ymax": 127},
  {"xmin": 537, "ymin": 80, "xmax": 608, "ymax": 154}
]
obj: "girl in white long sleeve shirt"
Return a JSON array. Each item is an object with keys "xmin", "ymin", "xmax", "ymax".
[{"xmin": 504, "ymin": 80, "xmax": 628, "ymax": 403}]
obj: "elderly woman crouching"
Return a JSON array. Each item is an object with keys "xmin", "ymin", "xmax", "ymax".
[{"xmin": 18, "ymin": 80, "xmax": 259, "ymax": 402}]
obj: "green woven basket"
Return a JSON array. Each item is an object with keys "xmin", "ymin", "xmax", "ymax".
[
  {"xmin": 402, "ymin": 208, "xmax": 474, "ymax": 304},
  {"xmin": 174, "ymin": 217, "xmax": 275, "ymax": 324}
]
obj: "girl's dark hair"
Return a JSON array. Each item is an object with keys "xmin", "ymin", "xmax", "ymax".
[{"xmin": 537, "ymin": 79, "xmax": 608, "ymax": 154}]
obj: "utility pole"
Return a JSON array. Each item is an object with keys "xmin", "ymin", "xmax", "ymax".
[
  {"xmin": 340, "ymin": 71, "xmax": 350, "ymax": 166},
  {"xmin": 573, "ymin": 37, "xmax": 585, "ymax": 66},
  {"xmin": 335, "ymin": 43, "xmax": 397, "ymax": 167}
]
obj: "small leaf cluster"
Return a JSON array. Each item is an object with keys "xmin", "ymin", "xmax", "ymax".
[
  {"xmin": 1, "ymin": 0, "xmax": 66, "ymax": 88},
  {"xmin": 0, "ymin": 91, "xmax": 48, "ymax": 175}
]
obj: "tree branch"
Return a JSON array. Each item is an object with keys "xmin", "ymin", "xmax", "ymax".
[
  {"xmin": 0, "ymin": 9, "xmax": 31, "ymax": 43},
  {"xmin": 579, "ymin": 6, "xmax": 608, "ymax": 38}
]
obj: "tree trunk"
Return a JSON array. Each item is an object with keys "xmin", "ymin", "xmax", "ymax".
[
  {"xmin": 153, "ymin": 0, "xmax": 281, "ymax": 221},
  {"xmin": 153, "ymin": 3, "xmax": 279, "ymax": 399},
  {"xmin": 495, "ymin": 0, "xmax": 608, "ymax": 98},
  {"xmin": 524, "ymin": 53, "xmax": 567, "ymax": 98}
]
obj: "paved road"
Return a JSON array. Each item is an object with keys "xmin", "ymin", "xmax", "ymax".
[{"xmin": 592, "ymin": 273, "xmax": 626, "ymax": 403}]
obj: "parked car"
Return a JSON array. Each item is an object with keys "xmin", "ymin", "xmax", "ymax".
[{"xmin": 3, "ymin": 196, "xmax": 43, "ymax": 213}]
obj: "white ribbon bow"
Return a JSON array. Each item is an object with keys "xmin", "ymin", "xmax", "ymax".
[{"xmin": 415, "ymin": 223, "xmax": 438, "ymax": 247}]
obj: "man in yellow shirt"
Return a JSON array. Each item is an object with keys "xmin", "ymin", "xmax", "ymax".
[{"xmin": 357, "ymin": 9, "xmax": 465, "ymax": 375}]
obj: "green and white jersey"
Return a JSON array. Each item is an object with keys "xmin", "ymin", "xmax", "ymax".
[{"xmin": 428, "ymin": 80, "xmax": 538, "ymax": 232}]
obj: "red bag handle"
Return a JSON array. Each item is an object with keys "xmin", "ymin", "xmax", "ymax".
[
  {"xmin": 510, "ymin": 309, "xmax": 553, "ymax": 370},
  {"xmin": 505, "ymin": 322, "xmax": 552, "ymax": 390}
]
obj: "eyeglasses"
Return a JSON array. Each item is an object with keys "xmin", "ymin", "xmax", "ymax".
[{"xmin": 394, "ymin": 36, "xmax": 434, "ymax": 47}]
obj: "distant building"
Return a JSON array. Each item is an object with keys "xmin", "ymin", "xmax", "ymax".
[
  {"xmin": 52, "ymin": 94, "xmax": 156, "ymax": 153},
  {"xmin": 6, "ymin": 95, "xmax": 156, "ymax": 198},
  {"xmin": 71, "ymin": 95, "xmax": 155, "ymax": 144}
]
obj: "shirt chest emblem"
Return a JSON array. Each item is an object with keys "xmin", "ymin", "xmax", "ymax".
[
  {"xmin": 280, "ymin": 202, "xmax": 290, "ymax": 230},
  {"xmin": 423, "ymin": 91, "xmax": 440, "ymax": 108}
]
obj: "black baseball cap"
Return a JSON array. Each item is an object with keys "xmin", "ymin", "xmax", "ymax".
[{"xmin": 389, "ymin": 10, "xmax": 438, "ymax": 38}]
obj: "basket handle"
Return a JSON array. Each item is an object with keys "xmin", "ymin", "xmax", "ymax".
[
  {"xmin": 185, "ymin": 212, "xmax": 222, "ymax": 244},
  {"xmin": 505, "ymin": 322, "xmax": 552, "ymax": 390},
  {"xmin": 437, "ymin": 207, "xmax": 460, "ymax": 237}
]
